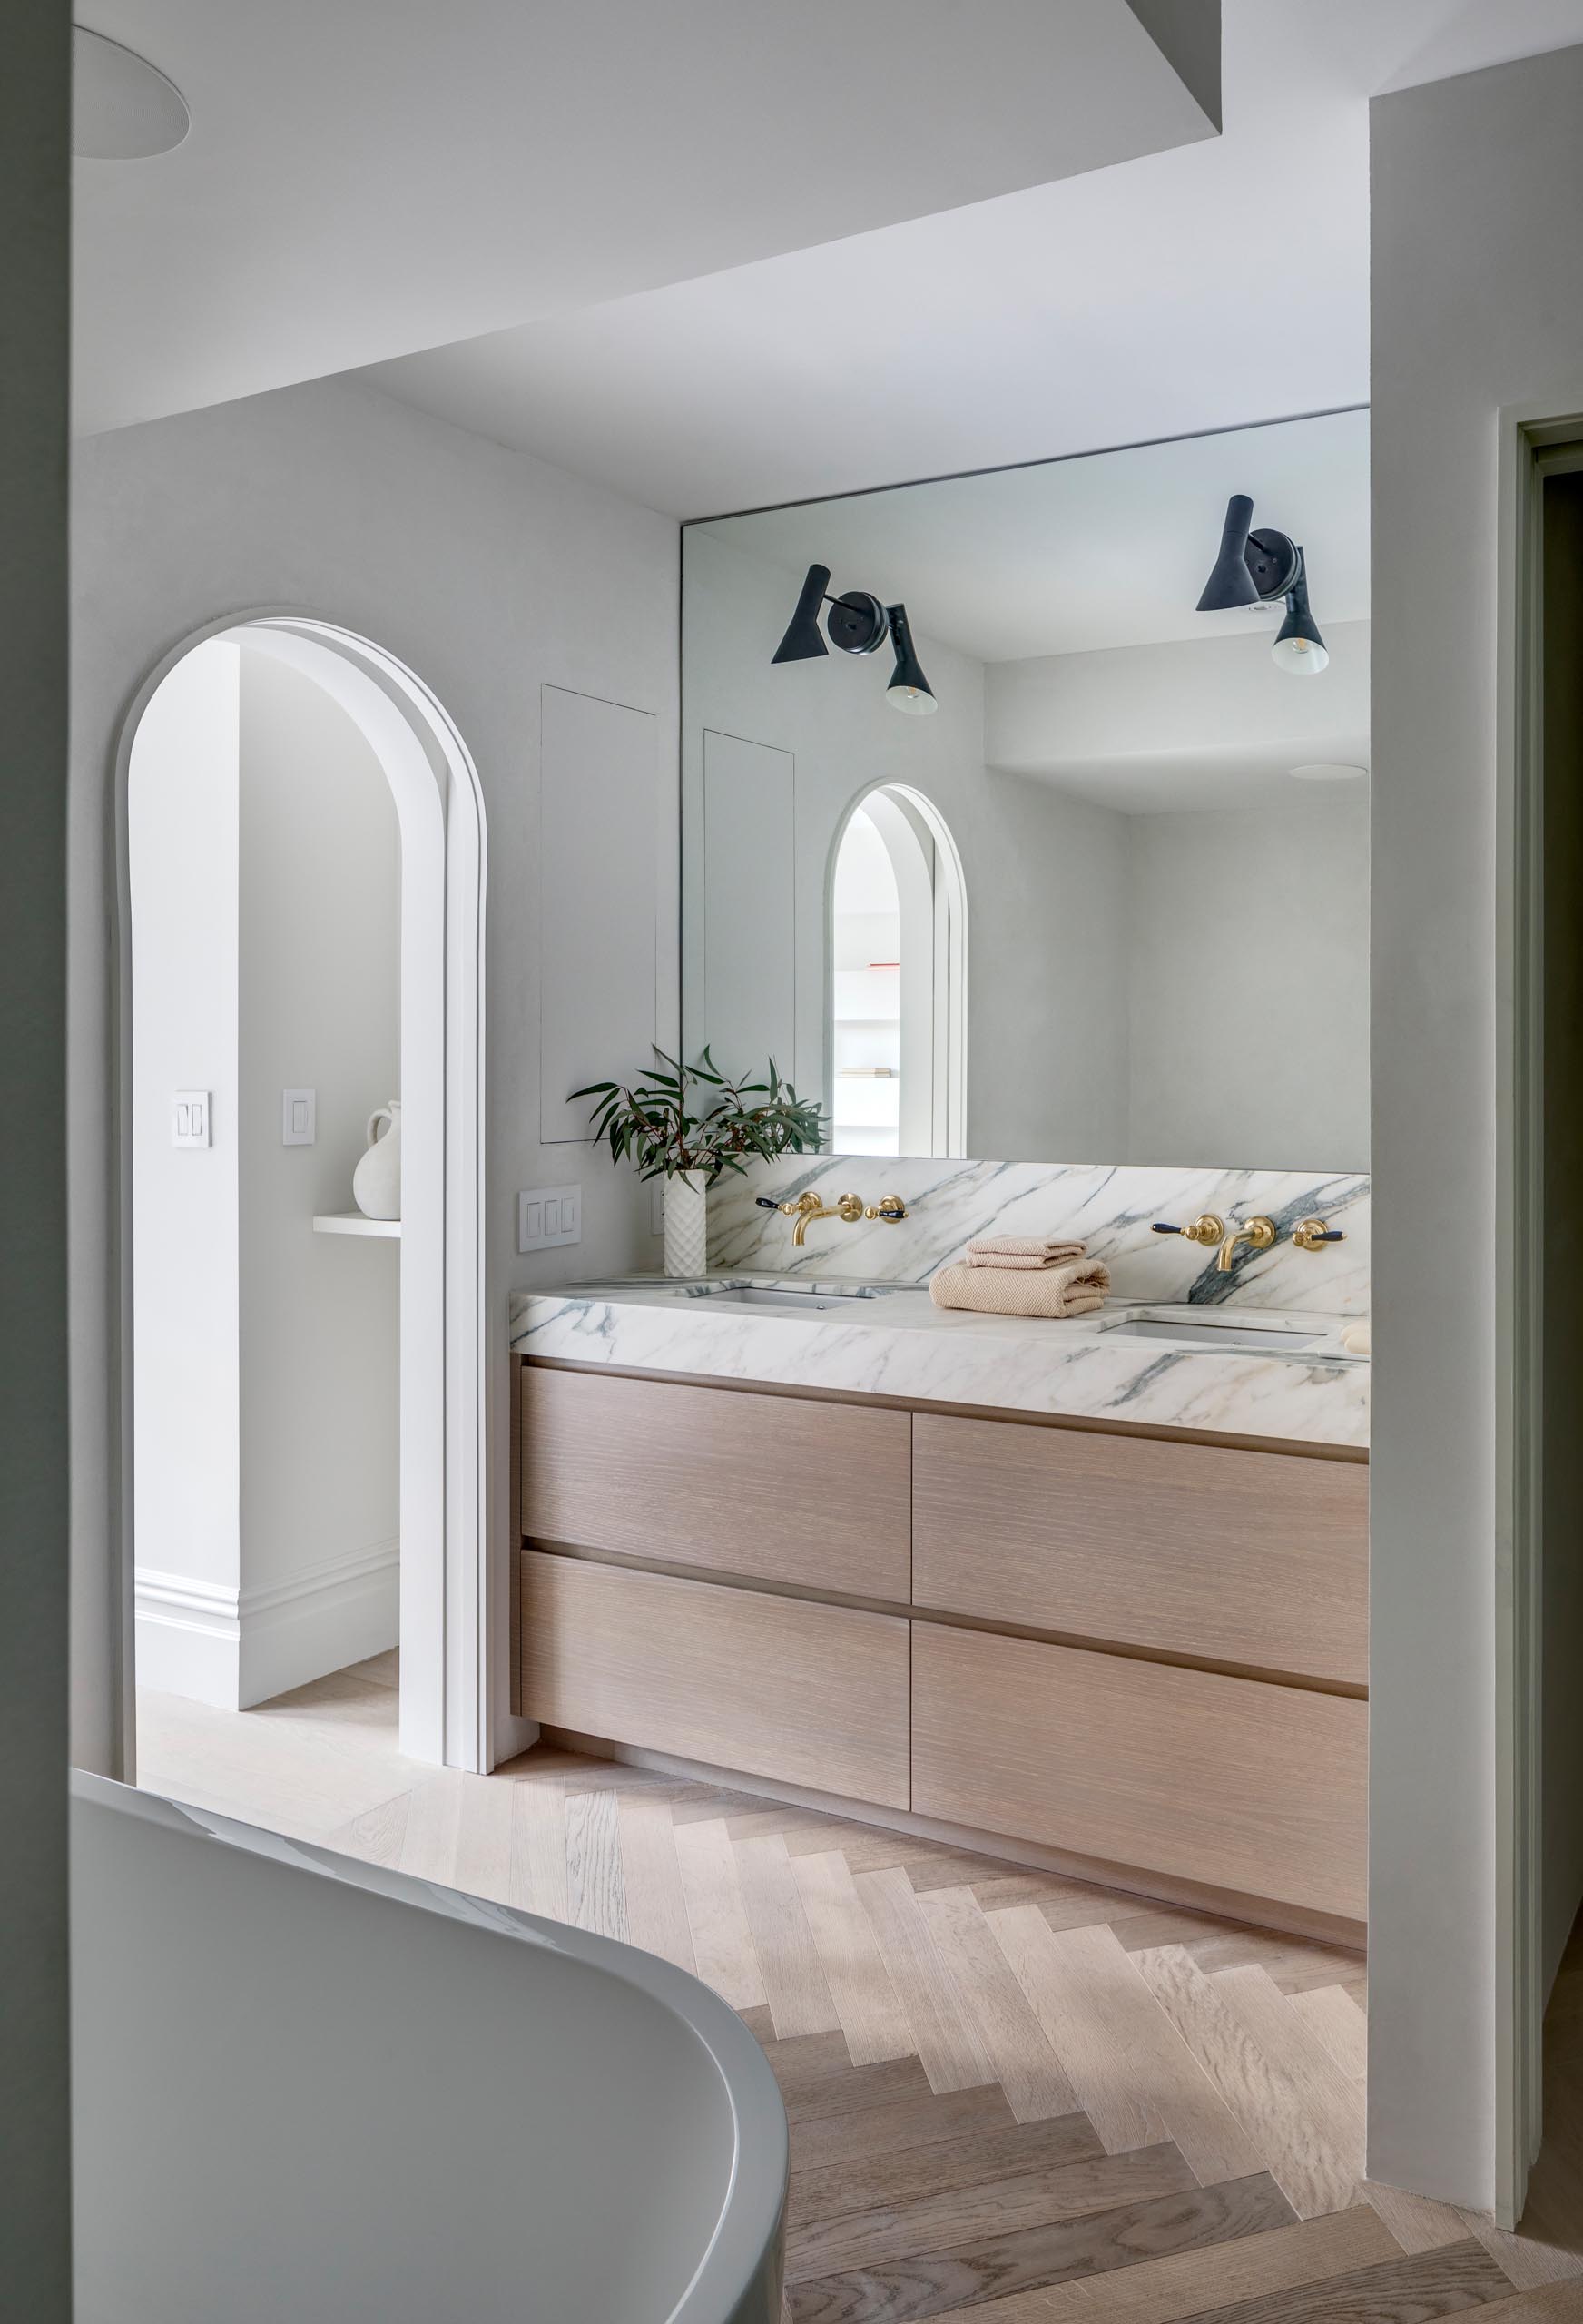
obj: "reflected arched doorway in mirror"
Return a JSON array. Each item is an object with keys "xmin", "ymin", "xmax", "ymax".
[{"xmin": 828, "ymin": 783, "xmax": 967, "ymax": 1158}]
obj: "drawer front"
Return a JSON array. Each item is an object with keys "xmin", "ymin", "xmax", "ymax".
[
  {"xmin": 912, "ymin": 1621, "xmax": 1367, "ymax": 1922},
  {"xmin": 521, "ymin": 1551, "xmax": 910, "ymax": 1807},
  {"xmin": 913, "ymin": 1413, "xmax": 1367, "ymax": 1687},
  {"xmin": 522, "ymin": 1365, "xmax": 910, "ymax": 1601}
]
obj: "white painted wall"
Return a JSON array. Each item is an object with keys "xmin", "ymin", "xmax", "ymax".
[
  {"xmin": 128, "ymin": 640, "xmax": 241, "ymax": 1703},
  {"xmin": 237, "ymin": 648, "xmax": 401, "ymax": 1698},
  {"xmin": 1370, "ymin": 41, "xmax": 1583, "ymax": 2211},
  {"xmin": 1127, "ymin": 800, "xmax": 1370, "ymax": 1169},
  {"xmin": 987, "ymin": 620, "xmax": 1372, "ymax": 810},
  {"xmin": 70, "ymin": 375, "xmax": 679, "ymax": 1771}
]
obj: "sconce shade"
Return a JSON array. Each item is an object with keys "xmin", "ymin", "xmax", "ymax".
[
  {"xmin": 1272, "ymin": 557, "xmax": 1329, "ymax": 675},
  {"xmin": 886, "ymin": 604, "xmax": 937, "ymax": 715},
  {"xmin": 772, "ymin": 564, "xmax": 831, "ymax": 663},
  {"xmin": 1196, "ymin": 493, "xmax": 1262, "ymax": 611}
]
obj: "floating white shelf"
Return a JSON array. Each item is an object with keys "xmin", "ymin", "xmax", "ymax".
[{"xmin": 312, "ymin": 1213, "xmax": 401, "ymax": 1239}]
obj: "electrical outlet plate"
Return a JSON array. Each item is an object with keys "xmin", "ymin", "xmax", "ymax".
[
  {"xmin": 281, "ymin": 1088, "xmax": 317, "ymax": 1146},
  {"xmin": 172, "ymin": 1090, "xmax": 211, "ymax": 1148},
  {"xmin": 518, "ymin": 1185, "xmax": 582, "ymax": 1254}
]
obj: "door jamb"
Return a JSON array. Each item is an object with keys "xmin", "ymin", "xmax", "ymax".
[{"xmin": 1494, "ymin": 403, "xmax": 1583, "ymax": 2230}]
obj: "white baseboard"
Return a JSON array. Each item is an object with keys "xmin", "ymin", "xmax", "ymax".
[
  {"xmin": 135, "ymin": 1541, "xmax": 399, "ymax": 1711},
  {"xmin": 133, "ymin": 1569, "xmax": 244, "ymax": 1709}
]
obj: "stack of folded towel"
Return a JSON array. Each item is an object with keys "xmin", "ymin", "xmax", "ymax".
[{"xmin": 929, "ymin": 1234, "xmax": 1109, "ymax": 1319}]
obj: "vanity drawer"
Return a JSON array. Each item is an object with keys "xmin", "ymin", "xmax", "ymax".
[
  {"xmin": 912, "ymin": 1413, "xmax": 1367, "ymax": 1687},
  {"xmin": 911, "ymin": 1621, "xmax": 1367, "ymax": 1923},
  {"xmin": 521, "ymin": 1551, "xmax": 910, "ymax": 1807},
  {"xmin": 520, "ymin": 1365, "xmax": 910, "ymax": 1600}
]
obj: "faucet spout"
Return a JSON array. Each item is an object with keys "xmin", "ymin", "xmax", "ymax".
[
  {"xmin": 780, "ymin": 1190, "xmax": 864, "ymax": 1246},
  {"xmin": 1216, "ymin": 1215, "xmax": 1277, "ymax": 1273}
]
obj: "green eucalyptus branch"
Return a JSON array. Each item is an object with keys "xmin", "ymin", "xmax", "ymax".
[{"xmin": 571, "ymin": 1046, "xmax": 827, "ymax": 1185}]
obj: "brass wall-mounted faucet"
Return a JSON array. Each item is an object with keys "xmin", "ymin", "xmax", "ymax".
[
  {"xmin": 770, "ymin": 1189, "xmax": 910, "ymax": 1246},
  {"xmin": 1216, "ymin": 1215, "xmax": 1277, "ymax": 1273}
]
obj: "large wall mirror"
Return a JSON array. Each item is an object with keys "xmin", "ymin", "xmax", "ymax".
[{"xmin": 682, "ymin": 409, "xmax": 1369, "ymax": 1170}]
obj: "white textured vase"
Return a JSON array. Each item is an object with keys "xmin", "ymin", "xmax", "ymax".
[
  {"xmin": 352, "ymin": 1100, "xmax": 402, "ymax": 1221},
  {"xmin": 664, "ymin": 1172, "xmax": 708, "ymax": 1280}
]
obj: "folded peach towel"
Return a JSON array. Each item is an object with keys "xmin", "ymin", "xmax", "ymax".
[
  {"xmin": 966, "ymin": 1235, "xmax": 1086, "ymax": 1268},
  {"xmin": 930, "ymin": 1257, "xmax": 1109, "ymax": 1318}
]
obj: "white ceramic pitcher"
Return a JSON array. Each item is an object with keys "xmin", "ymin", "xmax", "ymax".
[{"xmin": 352, "ymin": 1099, "xmax": 402, "ymax": 1221}]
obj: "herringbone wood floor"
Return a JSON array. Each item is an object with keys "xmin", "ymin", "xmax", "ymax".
[{"xmin": 138, "ymin": 1657, "xmax": 1583, "ymax": 2322}]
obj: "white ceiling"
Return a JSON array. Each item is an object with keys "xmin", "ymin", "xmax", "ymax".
[
  {"xmin": 73, "ymin": 0, "xmax": 1219, "ymax": 435},
  {"xmin": 362, "ymin": 0, "xmax": 1583, "ymax": 517},
  {"xmin": 696, "ymin": 407, "xmax": 1369, "ymax": 662}
]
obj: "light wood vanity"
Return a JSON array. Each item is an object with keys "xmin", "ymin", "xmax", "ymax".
[{"xmin": 516, "ymin": 1358, "xmax": 1368, "ymax": 1940}]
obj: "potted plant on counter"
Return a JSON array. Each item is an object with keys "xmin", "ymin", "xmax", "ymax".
[{"xmin": 573, "ymin": 1047, "xmax": 826, "ymax": 1279}]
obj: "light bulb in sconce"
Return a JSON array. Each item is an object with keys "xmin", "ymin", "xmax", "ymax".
[
  {"xmin": 1272, "ymin": 557, "xmax": 1328, "ymax": 675},
  {"xmin": 885, "ymin": 604, "xmax": 937, "ymax": 716}
]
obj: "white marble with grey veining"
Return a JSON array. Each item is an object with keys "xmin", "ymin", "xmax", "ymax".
[
  {"xmin": 510, "ymin": 1277, "xmax": 1370, "ymax": 1449},
  {"xmin": 707, "ymin": 1157, "xmax": 1370, "ymax": 1315}
]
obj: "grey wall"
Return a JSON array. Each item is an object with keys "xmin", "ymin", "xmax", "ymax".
[
  {"xmin": 1127, "ymin": 800, "xmax": 1370, "ymax": 1168},
  {"xmin": 70, "ymin": 375, "xmax": 679, "ymax": 1771},
  {"xmin": 1371, "ymin": 41, "xmax": 1583, "ymax": 2211},
  {"xmin": 0, "ymin": 0, "xmax": 72, "ymax": 2308}
]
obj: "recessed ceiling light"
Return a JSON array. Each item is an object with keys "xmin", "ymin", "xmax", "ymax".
[
  {"xmin": 1289, "ymin": 763, "xmax": 1368, "ymax": 782},
  {"xmin": 74, "ymin": 25, "xmax": 189, "ymax": 161}
]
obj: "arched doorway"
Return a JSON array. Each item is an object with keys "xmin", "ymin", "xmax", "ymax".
[
  {"xmin": 828, "ymin": 783, "xmax": 968, "ymax": 1158},
  {"xmin": 115, "ymin": 615, "xmax": 486, "ymax": 1769}
]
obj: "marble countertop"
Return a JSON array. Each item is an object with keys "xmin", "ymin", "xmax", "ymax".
[{"xmin": 509, "ymin": 1276, "xmax": 1370, "ymax": 1451}]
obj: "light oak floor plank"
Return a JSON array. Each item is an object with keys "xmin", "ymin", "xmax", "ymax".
[
  {"xmin": 988, "ymin": 1907, "xmax": 1162, "ymax": 2156},
  {"xmin": 792, "ymin": 1848, "xmax": 915, "ymax": 2065},
  {"xmin": 674, "ymin": 1816, "xmax": 768, "ymax": 2012},
  {"xmin": 857, "ymin": 1866, "xmax": 998, "ymax": 2096},
  {"xmin": 398, "ymin": 1771, "xmax": 466, "ymax": 1885},
  {"xmin": 452, "ymin": 1773, "xmax": 514, "ymax": 1904},
  {"xmin": 924, "ymin": 2207, "xmax": 1400, "ymax": 2323},
  {"xmin": 1285, "ymin": 1984, "xmax": 1368, "ymax": 2082},
  {"xmin": 785, "ymin": 2145, "xmax": 1196, "ymax": 2284},
  {"xmin": 791, "ymin": 2084, "xmax": 1016, "ymax": 2172},
  {"xmin": 1000, "ymin": 1915, "xmax": 1263, "ymax": 2185},
  {"xmin": 320, "ymin": 1786, "xmax": 411, "ymax": 1868},
  {"xmin": 737, "ymin": 1833, "xmax": 841, "ymax": 2041},
  {"xmin": 508, "ymin": 1775, "xmax": 568, "ymax": 1920},
  {"xmin": 617, "ymin": 1791, "xmax": 697, "ymax": 1975},
  {"xmin": 788, "ymin": 2111, "xmax": 1102, "ymax": 2231},
  {"xmin": 784, "ymin": 2171, "xmax": 1296, "ymax": 2324},
  {"xmin": 1130, "ymin": 1949, "xmax": 1360, "ymax": 2220},
  {"xmin": 916, "ymin": 1886, "xmax": 1079, "ymax": 2123},
  {"xmin": 565, "ymin": 1785, "xmax": 628, "ymax": 1941}
]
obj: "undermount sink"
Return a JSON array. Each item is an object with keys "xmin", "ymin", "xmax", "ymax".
[
  {"xmin": 1105, "ymin": 1313, "xmax": 1322, "ymax": 1353},
  {"xmin": 675, "ymin": 1281, "xmax": 899, "ymax": 1312}
]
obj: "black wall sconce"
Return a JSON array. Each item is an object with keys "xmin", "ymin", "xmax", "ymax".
[
  {"xmin": 772, "ymin": 563, "xmax": 938, "ymax": 716},
  {"xmin": 1197, "ymin": 495, "xmax": 1328, "ymax": 675}
]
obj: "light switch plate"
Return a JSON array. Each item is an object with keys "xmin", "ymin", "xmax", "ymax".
[
  {"xmin": 281, "ymin": 1088, "xmax": 317, "ymax": 1146},
  {"xmin": 172, "ymin": 1090, "xmax": 211, "ymax": 1148},
  {"xmin": 519, "ymin": 1184, "xmax": 582, "ymax": 1254}
]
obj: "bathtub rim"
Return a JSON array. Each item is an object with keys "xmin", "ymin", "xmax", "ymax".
[{"xmin": 71, "ymin": 1769, "xmax": 789, "ymax": 2324}]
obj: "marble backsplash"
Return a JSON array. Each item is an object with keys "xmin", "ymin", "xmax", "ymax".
[{"xmin": 708, "ymin": 1157, "xmax": 1371, "ymax": 1315}]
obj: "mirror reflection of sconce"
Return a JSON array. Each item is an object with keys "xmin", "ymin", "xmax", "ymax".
[
  {"xmin": 1197, "ymin": 495, "xmax": 1329, "ymax": 676},
  {"xmin": 772, "ymin": 563, "xmax": 938, "ymax": 716}
]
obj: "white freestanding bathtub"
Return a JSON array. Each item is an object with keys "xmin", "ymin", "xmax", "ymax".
[{"xmin": 71, "ymin": 1775, "xmax": 787, "ymax": 2324}]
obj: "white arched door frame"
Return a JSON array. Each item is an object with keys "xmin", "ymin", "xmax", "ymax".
[
  {"xmin": 826, "ymin": 781, "xmax": 968, "ymax": 1158},
  {"xmin": 114, "ymin": 612, "xmax": 487, "ymax": 1769}
]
